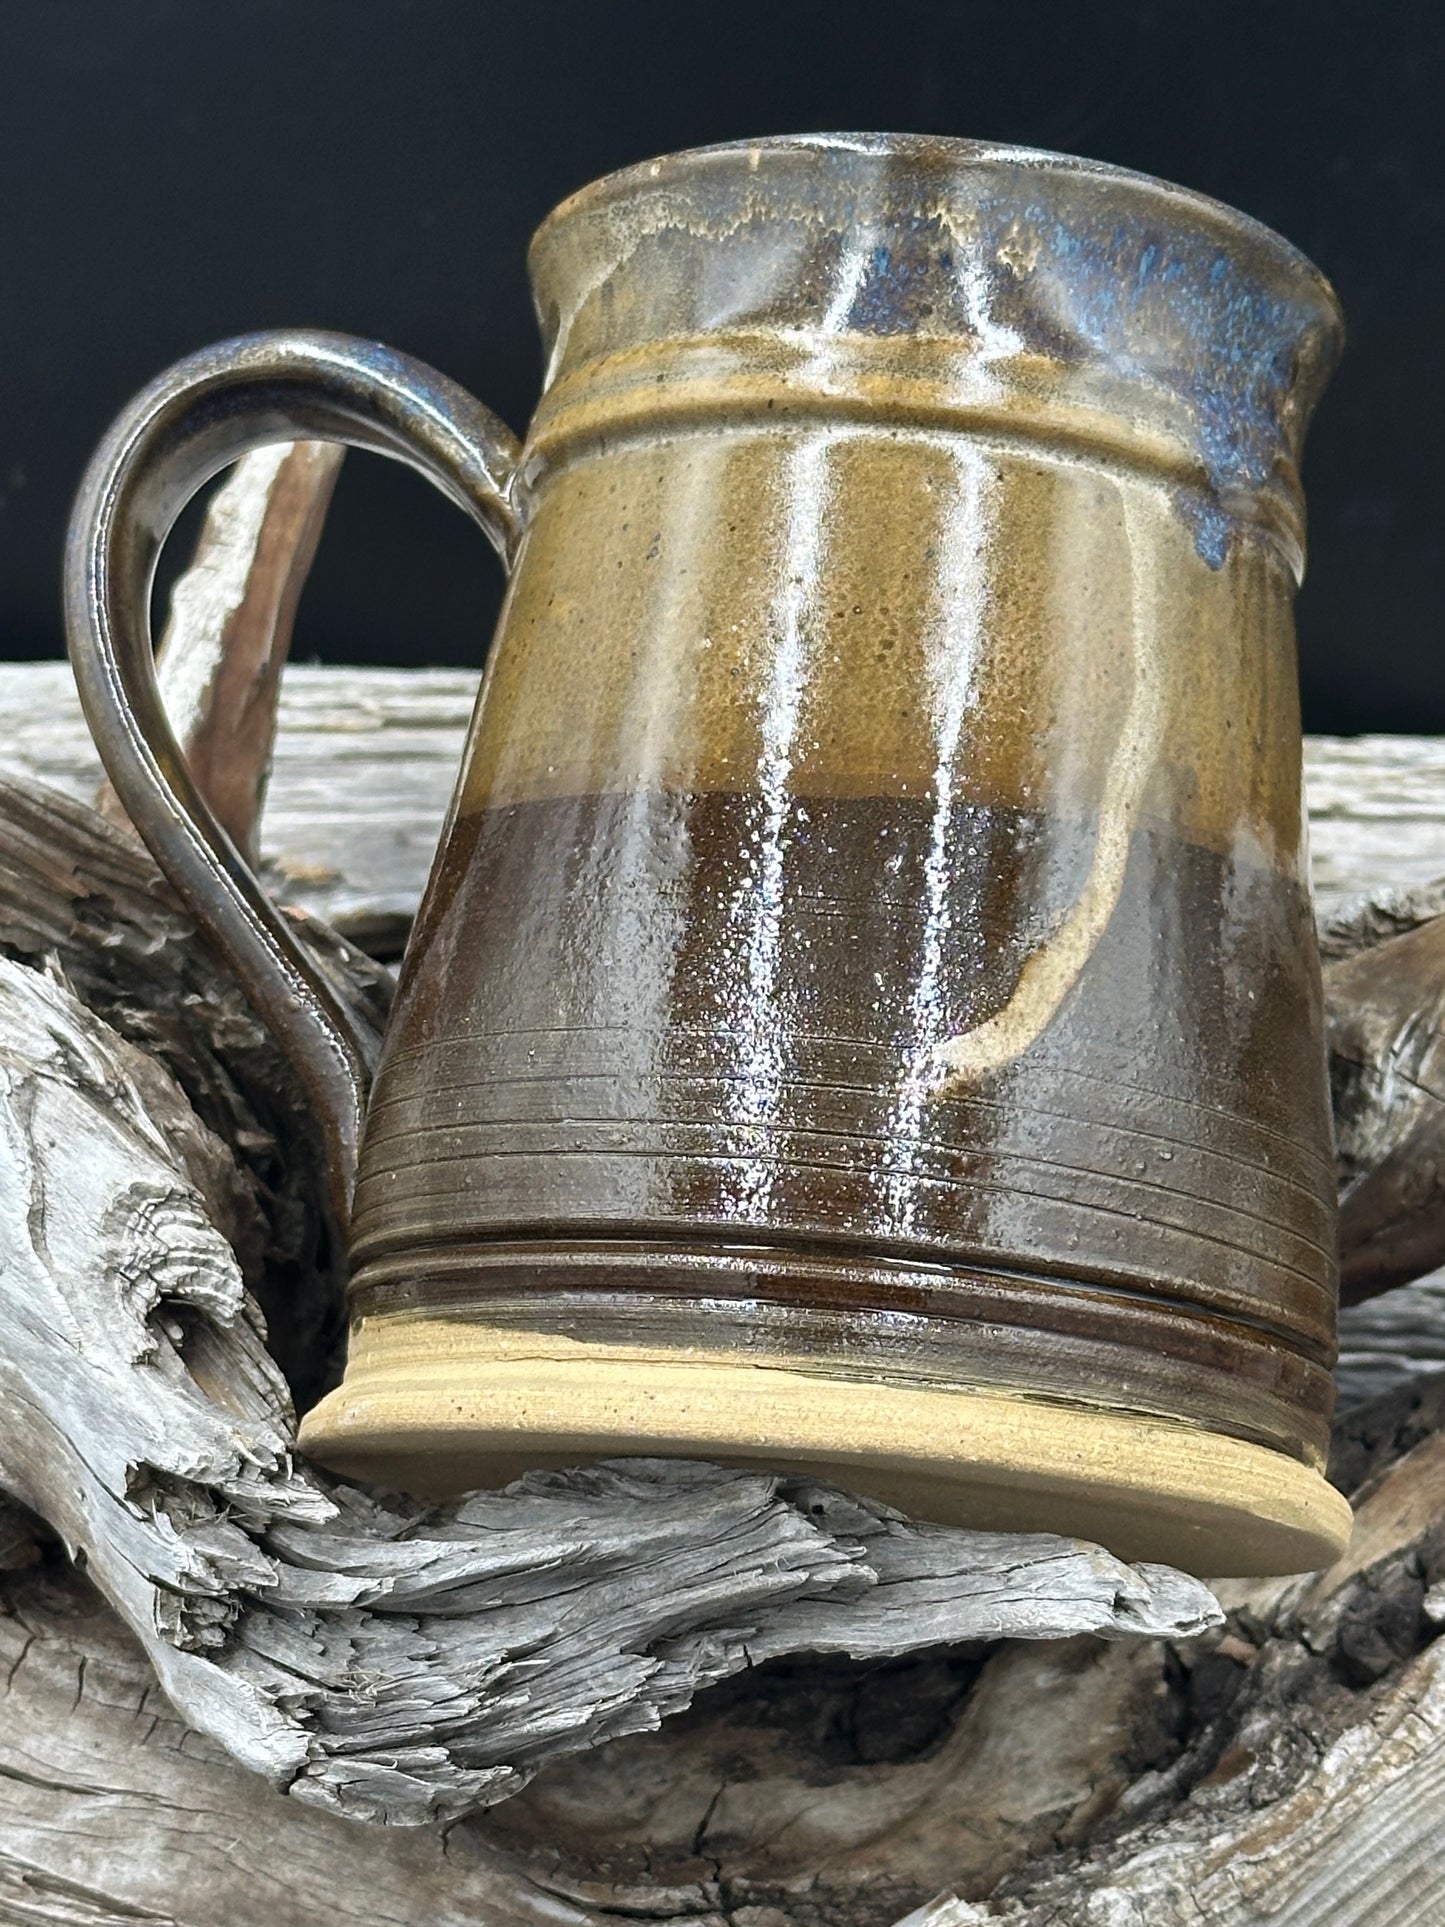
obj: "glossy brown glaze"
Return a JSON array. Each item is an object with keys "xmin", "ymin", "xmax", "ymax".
[
  {"xmin": 360, "ymin": 792, "xmax": 1332, "ymax": 1329},
  {"xmin": 341, "ymin": 140, "xmax": 1344, "ymax": 1554},
  {"xmin": 66, "ymin": 134, "xmax": 1349, "ymax": 1569}
]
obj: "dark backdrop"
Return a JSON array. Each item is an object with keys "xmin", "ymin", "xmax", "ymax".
[{"xmin": 1, "ymin": 1, "xmax": 1440, "ymax": 732}]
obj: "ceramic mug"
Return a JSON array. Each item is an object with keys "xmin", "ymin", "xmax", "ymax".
[{"xmin": 65, "ymin": 134, "xmax": 1351, "ymax": 1575}]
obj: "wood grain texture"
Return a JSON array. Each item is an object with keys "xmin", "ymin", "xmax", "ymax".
[
  {"xmin": 1337, "ymin": 1275, "xmax": 1445, "ymax": 1406},
  {"xmin": 898, "ymin": 1645, "xmax": 1445, "ymax": 1926},
  {"xmin": 93, "ymin": 444, "xmax": 344, "ymax": 860},
  {"xmin": 8, "ymin": 663, "xmax": 1445, "ymax": 938},
  {"xmin": 0, "ymin": 953, "xmax": 1218, "ymax": 1828},
  {"xmin": 0, "ymin": 1560, "xmax": 583, "ymax": 1927},
  {"xmin": 896, "ymin": 1427, "xmax": 1445, "ymax": 1926},
  {"xmin": 0, "ymin": 661, "xmax": 472, "ymax": 956},
  {"xmin": 6, "ymin": 657, "xmax": 1445, "ymax": 1922}
]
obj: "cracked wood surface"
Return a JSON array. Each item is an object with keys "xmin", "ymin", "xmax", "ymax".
[
  {"xmin": 6, "ymin": 658, "xmax": 1444, "ymax": 1393},
  {"xmin": 0, "ymin": 786, "xmax": 1441, "ymax": 1927},
  {"xmin": 896, "ymin": 1426, "xmax": 1445, "ymax": 1926},
  {"xmin": 0, "ymin": 950, "xmax": 1218, "ymax": 1833},
  {"xmin": 7, "ymin": 456, "xmax": 1445, "ymax": 1919},
  {"xmin": 5, "ymin": 662, "xmax": 1445, "ymax": 939},
  {"xmin": 0, "ymin": 1560, "xmax": 584, "ymax": 1927}
]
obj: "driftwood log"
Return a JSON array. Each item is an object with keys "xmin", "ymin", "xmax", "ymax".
[{"xmin": 5, "ymin": 453, "xmax": 1445, "ymax": 1920}]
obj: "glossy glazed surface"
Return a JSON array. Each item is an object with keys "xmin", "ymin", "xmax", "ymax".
[
  {"xmin": 67, "ymin": 136, "xmax": 1348, "ymax": 1566},
  {"xmin": 334, "ymin": 138, "xmax": 1342, "ymax": 1523}
]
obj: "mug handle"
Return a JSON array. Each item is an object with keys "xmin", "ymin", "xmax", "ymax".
[{"xmin": 63, "ymin": 330, "xmax": 524, "ymax": 1241}]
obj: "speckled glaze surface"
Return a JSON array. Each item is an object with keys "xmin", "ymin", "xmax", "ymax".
[{"xmin": 65, "ymin": 136, "xmax": 1351, "ymax": 1574}]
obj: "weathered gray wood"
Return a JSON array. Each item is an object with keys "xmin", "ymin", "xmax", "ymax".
[
  {"xmin": 0, "ymin": 661, "xmax": 474, "ymax": 955},
  {"xmin": 0, "ymin": 768, "xmax": 390, "ymax": 1403},
  {"xmin": 896, "ymin": 1618, "xmax": 1445, "ymax": 1927},
  {"xmin": 894, "ymin": 1425, "xmax": 1445, "ymax": 1926},
  {"xmin": 0, "ymin": 951, "xmax": 1218, "ymax": 1840},
  {"xmin": 93, "ymin": 443, "xmax": 344, "ymax": 860},
  {"xmin": 0, "ymin": 1558, "xmax": 585, "ymax": 1927},
  {"xmin": 6, "ymin": 1129, "xmax": 1430, "ymax": 1927},
  {"xmin": 10, "ymin": 1473, "xmax": 1435, "ymax": 1927},
  {"xmin": 1303, "ymin": 734, "xmax": 1445, "ymax": 924},
  {"xmin": 1337, "ymin": 1275, "xmax": 1445, "ymax": 1406},
  {"xmin": 1326, "ymin": 909, "xmax": 1445, "ymax": 1304},
  {"xmin": 5, "ymin": 487, "xmax": 1445, "ymax": 1919},
  {"xmin": 7, "ymin": 663, "xmax": 1445, "ymax": 941}
]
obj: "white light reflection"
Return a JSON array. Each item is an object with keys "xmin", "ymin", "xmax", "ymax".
[
  {"xmin": 955, "ymin": 242, "xmax": 1028, "ymax": 363},
  {"xmin": 717, "ymin": 228, "xmax": 877, "ymax": 1220},
  {"xmin": 722, "ymin": 434, "xmax": 834, "ymax": 1218},
  {"xmin": 884, "ymin": 450, "xmax": 996, "ymax": 1234},
  {"xmin": 603, "ymin": 446, "xmax": 723, "ymax": 1220}
]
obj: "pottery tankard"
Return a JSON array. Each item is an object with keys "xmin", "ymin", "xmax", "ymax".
[{"xmin": 65, "ymin": 134, "xmax": 1351, "ymax": 1575}]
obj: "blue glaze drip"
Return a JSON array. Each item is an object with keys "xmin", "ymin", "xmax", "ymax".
[
  {"xmin": 813, "ymin": 190, "xmax": 1334, "ymax": 569},
  {"xmin": 1000, "ymin": 199, "xmax": 1321, "ymax": 565}
]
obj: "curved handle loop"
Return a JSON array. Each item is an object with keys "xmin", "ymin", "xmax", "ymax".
[{"xmin": 63, "ymin": 330, "xmax": 524, "ymax": 1243}]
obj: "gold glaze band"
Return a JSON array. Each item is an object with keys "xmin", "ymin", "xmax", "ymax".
[
  {"xmin": 522, "ymin": 335, "xmax": 1308, "ymax": 573},
  {"xmin": 299, "ymin": 1315, "xmax": 1353, "ymax": 1579}
]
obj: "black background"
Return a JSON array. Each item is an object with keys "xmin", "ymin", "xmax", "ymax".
[{"xmin": 0, "ymin": 1, "xmax": 1440, "ymax": 732}]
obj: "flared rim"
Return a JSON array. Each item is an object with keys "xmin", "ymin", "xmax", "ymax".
[{"xmin": 528, "ymin": 131, "xmax": 1342, "ymax": 335}]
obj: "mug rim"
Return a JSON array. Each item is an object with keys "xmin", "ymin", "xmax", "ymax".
[{"xmin": 528, "ymin": 130, "xmax": 1342, "ymax": 332}]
